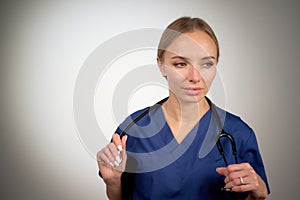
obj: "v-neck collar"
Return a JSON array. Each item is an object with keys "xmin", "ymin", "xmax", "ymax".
[{"xmin": 156, "ymin": 105, "xmax": 211, "ymax": 145}]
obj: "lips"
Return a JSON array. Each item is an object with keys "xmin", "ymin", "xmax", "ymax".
[{"xmin": 183, "ymin": 87, "xmax": 204, "ymax": 95}]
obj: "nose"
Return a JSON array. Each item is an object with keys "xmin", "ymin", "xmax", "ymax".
[{"xmin": 188, "ymin": 65, "xmax": 202, "ymax": 83}]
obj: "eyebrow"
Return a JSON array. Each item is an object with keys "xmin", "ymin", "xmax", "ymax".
[
  {"xmin": 171, "ymin": 55, "xmax": 190, "ymax": 61},
  {"xmin": 202, "ymin": 56, "xmax": 216, "ymax": 60},
  {"xmin": 171, "ymin": 55, "xmax": 216, "ymax": 60}
]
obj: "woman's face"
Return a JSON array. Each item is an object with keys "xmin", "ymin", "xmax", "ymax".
[{"xmin": 157, "ymin": 30, "xmax": 218, "ymax": 104}]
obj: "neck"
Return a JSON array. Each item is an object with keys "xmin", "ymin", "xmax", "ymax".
[{"xmin": 162, "ymin": 95, "xmax": 210, "ymax": 122}]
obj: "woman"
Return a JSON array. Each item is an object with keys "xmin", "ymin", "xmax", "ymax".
[{"xmin": 97, "ymin": 17, "xmax": 270, "ymax": 200}]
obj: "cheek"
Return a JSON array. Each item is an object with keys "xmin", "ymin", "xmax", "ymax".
[
  {"xmin": 201, "ymin": 69, "xmax": 216, "ymax": 87},
  {"xmin": 165, "ymin": 68, "xmax": 186, "ymax": 83}
]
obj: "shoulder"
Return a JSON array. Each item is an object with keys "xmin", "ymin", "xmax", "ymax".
[
  {"xmin": 224, "ymin": 111, "xmax": 252, "ymax": 131},
  {"xmin": 129, "ymin": 107, "xmax": 151, "ymax": 119},
  {"xmin": 218, "ymin": 109, "xmax": 262, "ymax": 156},
  {"xmin": 215, "ymin": 106, "xmax": 255, "ymax": 141},
  {"xmin": 224, "ymin": 111, "xmax": 260, "ymax": 150},
  {"xmin": 115, "ymin": 106, "xmax": 151, "ymax": 134}
]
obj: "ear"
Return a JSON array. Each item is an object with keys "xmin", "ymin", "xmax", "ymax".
[{"xmin": 157, "ymin": 57, "xmax": 167, "ymax": 77}]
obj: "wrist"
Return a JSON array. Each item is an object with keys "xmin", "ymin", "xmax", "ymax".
[
  {"xmin": 104, "ymin": 175, "xmax": 122, "ymax": 187},
  {"xmin": 247, "ymin": 192, "xmax": 267, "ymax": 200}
]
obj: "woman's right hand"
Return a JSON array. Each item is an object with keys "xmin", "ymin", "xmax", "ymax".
[{"xmin": 97, "ymin": 133, "xmax": 127, "ymax": 186}]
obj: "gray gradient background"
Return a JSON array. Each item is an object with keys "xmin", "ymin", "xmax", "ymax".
[{"xmin": 1, "ymin": 0, "xmax": 299, "ymax": 199}]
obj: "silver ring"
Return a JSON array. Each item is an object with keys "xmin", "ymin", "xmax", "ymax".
[{"xmin": 239, "ymin": 177, "xmax": 245, "ymax": 185}]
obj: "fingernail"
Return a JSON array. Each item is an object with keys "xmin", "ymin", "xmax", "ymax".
[
  {"xmin": 116, "ymin": 156, "xmax": 122, "ymax": 164},
  {"xmin": 114, "ymin": 160, "xmax": 120, "ymax": 167},
  {"xmin": 109, "ymin": 162, "xmax": 114, "ymax": 167},
  {"xmin": 117, "ymin": 145, "xmax": 122, "ymax": 152},
  {"xmin": 221, "ymin": 188, "xmax": 232, "ymax": 192}
]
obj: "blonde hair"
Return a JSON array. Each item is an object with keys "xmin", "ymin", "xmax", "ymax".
[{"xmin": 157, "ymin": 17, "xmax": 219, "ymax": 62}]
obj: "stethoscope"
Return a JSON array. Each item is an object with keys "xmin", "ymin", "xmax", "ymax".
[
  {"xmin": 119, "ymin": 97, "xmax": 239, "ymax": 198},
  {"xmin": 119, "ymin": 96, "xmax": 239, "ymax": 167}
]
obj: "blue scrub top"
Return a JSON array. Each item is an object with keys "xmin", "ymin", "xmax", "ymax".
[{"xmin": 116, "ymin": 104, "xmax": 270, "ymax": 200}]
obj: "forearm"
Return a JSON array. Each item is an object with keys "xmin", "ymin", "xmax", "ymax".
[{"xmin": 105, "ymin": 177, "xmax": 122, "ymax": 200}]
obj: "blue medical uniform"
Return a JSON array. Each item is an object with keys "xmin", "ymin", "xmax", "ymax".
[{"xmin": 115, "ymin": 104, "xmax": 270, "ymax": 200}]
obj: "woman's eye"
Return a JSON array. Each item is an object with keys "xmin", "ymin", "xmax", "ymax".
[
  {"xmin": 173, "ymin": 62, "xmax": 187, "ymax": 67},
  {"xmin": 203, "ymin": 62, "xmax": 214, "ymax": 68}
]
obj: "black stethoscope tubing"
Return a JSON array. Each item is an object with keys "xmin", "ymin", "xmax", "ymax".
[{"xmin": 119, "ymin": 97, "xmax": 239, "ymax": 167}]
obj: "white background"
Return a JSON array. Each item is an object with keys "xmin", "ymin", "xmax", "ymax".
[{"xmin": 1, "ymin": 1, "xmax": 299, "ymax": 199}]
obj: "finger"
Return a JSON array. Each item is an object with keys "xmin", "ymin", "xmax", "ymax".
[
  {"xmin": 225, "ymin": 171, "xmax": 260, "ymax": 191},
  {"xmin": 96, "ymin": 147, "xmax": 114, "ymax": 163},
  {"xmin": 97, "ymin": 150, "xmax": 114, "ymax": 168},
  {"xmin": 233, "ymin": 172, "xmax": 258, "ymax": 187},
  {"xmin": 224, "ymin": 170, "xmax": 245, "ymax": 184},
  {"xmin": 231, "ymin": 183, "xmax": 252, "ymax": 193},
  {"xmin": 121, "ymin": 135, "xmax": 127, "ymax": 150},
  {"xmin": 223, "ymin": 163, "xmax": 252, "ymax": 183},
  {"xmin": 227, "ymin": 163, "xmax": 252, "ymax": 172},
  {"xmin": 112, "ymin": 133, "xmax": 122, "ymax": 151},
  {"xmin": 225, "ymin": 176, "xmax": 245, "ymax": 188},
  {"xmin": 229, "ymin": 176, "xmax": 260, "ymax": 193},
  {"xmin": 107, "ymin": 143, "xmax": 123, "ymax": 166},
  {"xmin": 216, "ymin": 167, "xmax": 227, "ymax": 176},
  {"xmin": 105, "ymin": 144, "xmax": 119, "ymax": 163}
]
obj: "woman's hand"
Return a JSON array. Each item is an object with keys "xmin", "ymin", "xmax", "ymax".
[
  {"xmin": 97, "ymin": 133, "xmax": 127, "ymax": 187},
  {"xmin": 216, "ymin": 163, "xmax": 268, "ymax": 199}
]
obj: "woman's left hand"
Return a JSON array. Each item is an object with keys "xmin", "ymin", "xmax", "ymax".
[{"xmin": 216, "ymin": 163, "xmax": 268, "ymax": 199}]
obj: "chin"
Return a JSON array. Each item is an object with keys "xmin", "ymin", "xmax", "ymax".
[{"xmin": 180, "ymin": 95, "xmax": 205, "ymax": 104}]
